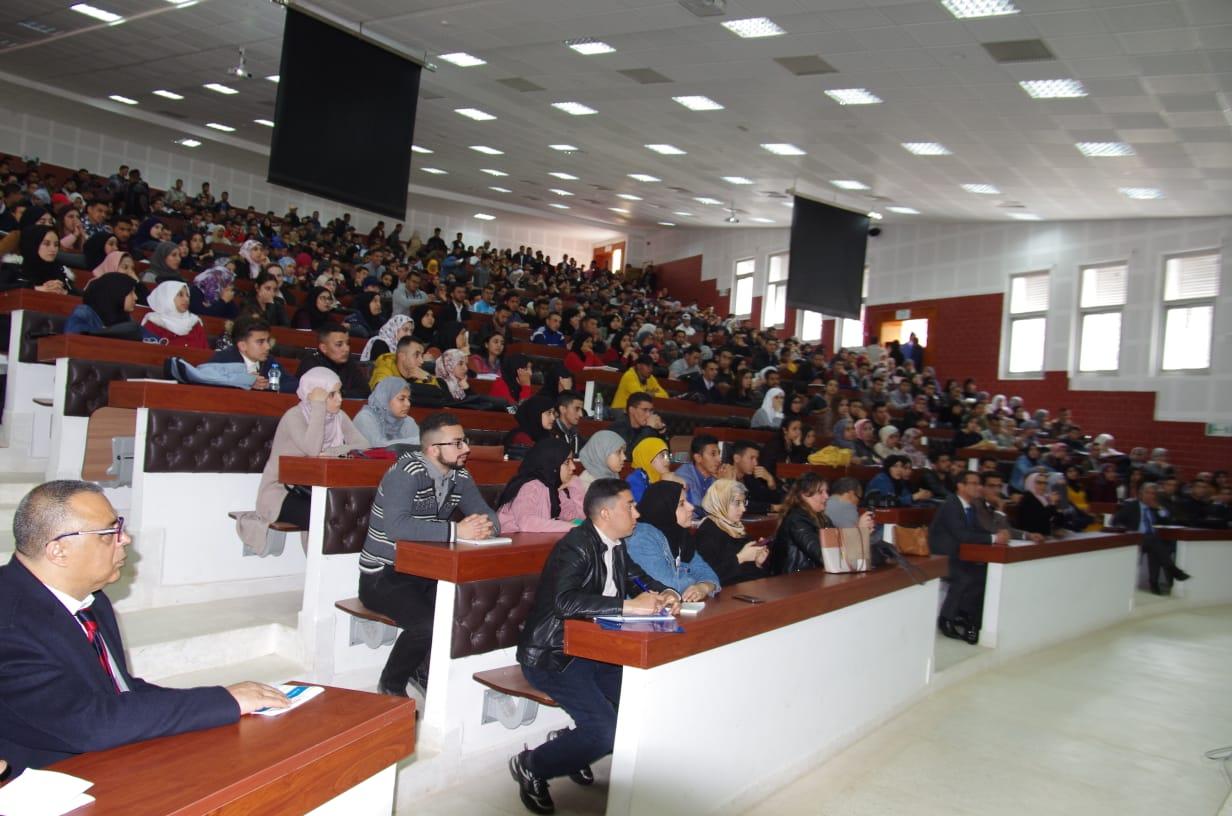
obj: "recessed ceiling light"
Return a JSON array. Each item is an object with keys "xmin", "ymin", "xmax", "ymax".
[
  {"xmin": 549, "ymin": 203, "xmax": 571, "ymax": 209},
  {"xmin": 565, "ymin": 38, "xmax": 615, "ymax": 55},
  {"xmin": 940, "ymin": 0, "xmax": 1020, "ymax": 19},
  {"xmin": 887, "ymin": 206, "xmax": 920, "ymax": 214},
  {"xmin": 1019, "ymin": 79, "xmax": 1087, "ymax": 99},
  {"xmin": 1076, "ymin": 141, "xmax": 1134, "ymax": 157},
  {"xmin": 962, "ymin": 183, "xmax": 1000, "ymax": 194},
  {"xmin": 609, "ymin": 207, "xmax": 631, "ymax": 214},
  {"xmin": 411, "ymin": 145, "xmax": 433, "ymax": 154},
  {"xmin": 203, "ymin": 82, "xmax": 238, "ymax": 95},
  {"xmin": 439, "ymin": 52, "xmax": 486, "ymax": 67},
  {"xmin": 721, "ymin": 17, "xmax": 786, "ymax": 38},
  {"xmin": 673, "ymin": 211, "xmax": 694, "ymax": 217},
  {"xmin": 831, "ymin": 180, "xmax": 870, "ymax": 190},
  {"xmin": 480, "ymin": 168, "xmax": 508, "ymax": 176},
  {"xmin": 489, "ymin": 186, "xmax": 512, "ymax": 193},
  {"xmin": 657, "ymin": 221, "xmax": 676, "ymax": 227},
  {"xmin": 420, "ymin": 167, "xmax": 447, "ymax": 174},
  {"xmin": 549, "ymin": 188, "xmax": 574, "ymax": 197},
  {"xmin": 761, "ymin": 143, "xmax": 806, "ymax": 156},
  {"xmin": 266, "ymin": 74, "xmax": 279, "ymax": 83},
  {"xmin": 694, "ymin": 197, "xmax": 723, "ymax": 205},
  {"xmin": 868, "ymin": 211, "xmax": 884, "ymax": 221},
  {"xmin": 474, "ymin": 213, "xmax": 496, "ymax": 221},
  {"xmin": 628, "ymin": 174, "xmax": 661, "ymax": 182},
  {"xmin": 175, "ymin": 138, "xmax": 201, "ymax": 148},
  {"xmin": 204, "ymin": 122, "xmax": 235, "ymax": 132},
  {"xmin": 549, "ymin": 171, "xmax": 578, "ymax": 180},
  {"xmin": 1119, "ymin": 187, "xmax": 1164, "ymax": 200},
  {"xmin": 254, "ymin": 118, "xmax": 274, "ymax": 127},
  {"xmin": 902, "ymin": 142, "xmax": 952, "ymax": 156},
  {"xmin": 108, "ymin": 94, "xmax": 138, "ymax": 105},
  {"xmin": 18, "ymin": 20, "xmax": 56, "ymax": 34},
  {"xmin": 152, "ymin": 89, "xmax": 183, "ymax": 100},
  {"xmin": 70, "ymin": 4, "xmax": 122, "ymax": 23},
  {"xmin": 645, "ymin": 144, "xmax": 686, "ymax": 155},
  {"xmin": 750, "ymin": 217, "xmax": 776, "ymax": 224},
  {"xmin": 617, "ymin": 193, "xmax": 643, "ymax": 201},
  {"xmin": 549, "ymin": 144, "xmax": 579, "ymax": 152},
  {"xmin": 1009, "ymin": 212, "xmax": 1041, "ymax": 220},
  {"xmin": 824, "ymin": 88, "xmax": 883, "ymax": 106},
  {"xmin": 469, "ymin": 145, "xmax": 504, "ymax": 155},
  {"xmin": 456, "ymin": 107, "xmax": 496, "ymax": 121},
  {"xmin": 552, "ymin": 101, "xmax": 598, "ymax": 116},
  {"xmin": 722, "ymin": 176, "xmax": 754, "ymax": 185},
  {"xmin": 673, "ymin": 95, "xmax": 724, "ymax": 111}
]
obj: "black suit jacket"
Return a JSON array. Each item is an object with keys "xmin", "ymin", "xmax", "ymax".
[
  {"xmin": 1110, "ymin": 500, "xmax": 1171, "ymax": 532},
  {"xmin": 0, "ymin": 557, "xmax": 238, "ymax": 771},
  {"xmin": 207, "ymin": 346, "xmax": 299, "ymax": 393},
  {"xmin": 685, "ymin": 374, "xmax": 723, "ymax": 404},
  {"xmin": 928, "ymin": 495, "xmax": 996, "ymax": 558}
]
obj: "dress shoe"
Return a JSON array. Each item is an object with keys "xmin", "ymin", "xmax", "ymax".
[
  {"xmin": 963, "ymin": 626, "xmax": 980, "ymax": 645},
  {"xmin": 938, "ymin": 616, "xmax": 964, "ymax": 641},
  {"xmin": 1172, "ymin": 569, "xmax": 1191, "ymax": 582}
]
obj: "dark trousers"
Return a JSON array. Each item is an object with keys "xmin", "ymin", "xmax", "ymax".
[
  {"xmin": 941, "ymin": 557, "xmax": 987, "ymax": 628},
  {"xmin": 277, "ymin": 489, "xmax": 310, "ymax": 526},
  {"xmin": 1142, "ymin": 534, "xmax": 1180, "ymax": 589},
  {"xmin": 522, "ymin": 659, "xmax": 622, "ymax": 780},
  {"xmin": 358, "ymin": 567, "xmax": 436, "ymax": 688}
]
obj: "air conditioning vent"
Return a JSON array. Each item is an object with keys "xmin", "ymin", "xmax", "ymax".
[{"xmin": 677, "ymin": 0, "xmax": 727, "ymax": 18}]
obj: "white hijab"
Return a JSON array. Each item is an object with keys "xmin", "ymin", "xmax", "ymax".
[
  {"xmin": 141, "ymin": 280, "xmax": 202, "ymax": 336},
  {"xmin": 758, "ymin": 387, "xmax": 785, "ymax": 424}
]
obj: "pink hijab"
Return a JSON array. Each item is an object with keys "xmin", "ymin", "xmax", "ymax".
[
  {"xmin": 295, "ymin": 368, "xmax": 344, "ymax": 449},
  {"xmin": 92, "ymin": 251, "xmax": 130, "ymax": 278}
]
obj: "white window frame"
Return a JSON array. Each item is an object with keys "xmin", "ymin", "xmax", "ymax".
[
  {"xmin": 799, "ymin": 309, "xmax": 823, "ymax": 343},
  {"xmin": 1076, "ymin": 260, "xmax": 1127, "ymax": 374},
  {"xmin": 1003, "ymin": 270, "xmax": 1050, "ymax": 377},
  {"xmin": 732, "ymin": 257, "xmax": 755, "ymax": 318},
  {"xmin": 1159, "ymin": 249, "xmax": 1219, "ymax": 373},
  {"xmin": 763, "ymin": 251, "xmax": 789, "ymax": 328}
]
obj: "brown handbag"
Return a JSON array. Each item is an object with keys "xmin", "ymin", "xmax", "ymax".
[
  {"xmin": 819, "ymin": 527, "xmax": 872, "ymax": 573},
  {"xmin": 893, "ymin": 526, "xmax": 930, "ymax": 557}
]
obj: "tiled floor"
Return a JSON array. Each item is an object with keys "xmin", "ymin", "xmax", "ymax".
[{"xmin": 399, "ymin": 605, "xmax": 1232, "ymax": 816}]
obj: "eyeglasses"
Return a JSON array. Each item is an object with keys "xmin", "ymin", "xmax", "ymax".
[
  {"xmin": 431, "ymin": 438, "xmax": 471, "ymax": 450},
  {"xmin": 732, "ymin": 498, "xmax": 748, "ymax": 507},
  {"xmin": 48, "ymin": 517, "xmax": 125, "ymax": 545}
]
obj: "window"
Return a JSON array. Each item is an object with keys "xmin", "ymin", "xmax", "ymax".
[
  {"xmin": 1161, "ymin": 250, "xmax": 1220, "ymax": 371},
  {"xmin": 800, "ymin": 310, "xmax": 823, "ymax": 342},
  {"xmin": 1077, "ymin": 262, "xmax": 1127, "ymax": 372},
  {"xmin": 1006, "ymin": 271, "xmax": 1049, "ymax": 374},
  {"xmin": 763, "ymin": 252, "xmax": 789, "ymax": 327},
  {"xmin": 732, "ymin": 258, "xmax": 755, "ymax": 317},
  {"xmin": 839, "ymin": 310, "xmax": 865, "ymax": 350}
]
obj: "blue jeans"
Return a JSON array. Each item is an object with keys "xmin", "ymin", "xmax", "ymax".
[{"xmin": 521, "ymin": 659, "xmax": 622, "ymax": 780}]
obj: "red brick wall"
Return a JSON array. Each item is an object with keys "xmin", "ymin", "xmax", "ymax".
[
  {"xmin": 653, "ymin": 255, "xmax": 725, "ymax": 313},
  {"xmin": 865, "ymin": 293, "xmax": 1232, "ymax": 478}
]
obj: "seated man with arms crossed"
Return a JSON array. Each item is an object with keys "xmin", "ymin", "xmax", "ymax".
[
  {"xmin": 607, "ymin": 392, "xmax": 667, "ymax": 451},
  {"xmin": 295, "ymin": 322, "xmax": 370, "ymax": 399},
  {"xmin": 358, "ymin": 412, "xmax": 500, "ymax": 697},
  {"xmin": 0, "ymin": 481, "xmax": 287, "ymax": 774},
  {"xmin": 510, "ymin": 478, "xmax": 680, "ymax": 814}
]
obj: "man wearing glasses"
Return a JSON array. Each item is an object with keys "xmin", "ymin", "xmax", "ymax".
[
  {"xmin": 358, "ymin": 412, "xmax": 500, "ymax": 697},
  {"xmin": 0, "ymin": 481, "xmax": 288, "ymax": 776}
]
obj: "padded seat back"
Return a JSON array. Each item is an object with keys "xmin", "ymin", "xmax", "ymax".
[
  {"xmin": 452, "ymin": 573, "xmax": 540, "ymax": 658},
  {"xmin": 20, "ymin": 312, "xmax": 66, "ymax": 363},
  {"xmin": 65, "ymin": 358, "xmax": 162, "ymax": 417},
  {"xmin": 144, "ymin": 408, "xmax": 278, "ymax": 473}
]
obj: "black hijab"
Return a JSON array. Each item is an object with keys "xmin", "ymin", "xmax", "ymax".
[
  {"xmin": 304, "ymin": 285, "xmax": 335, "ymax": 330},
  {"xmin": 538, "ymin": 364, "xmax": 572, "ymax": 399},
  {"xmin": 19, "ymin": 225, "xmax": 66, "ymax": 285},
  {"xmin": 637, "ymin": 481, "xmax": 694, "ymax": 560},
  {"xmin": 410, "ymin": 303, "xmax": 437, "ymax": 343},
  {"xmin": 433, "ymin": 320, "xmax": 467, "ymax": 353},
  {"xmin": 501, "ymin": 353, "xmax": 531, "ymax": 402},
  {"xmin": 354, "ymin": 291, "xmax": 386, "ymax": 333},
  {"xmin": 83, "ymin": 231, "xmax": 115, "ymax": 271},
  {"xmin": 18, "ymin": 205, "xmax": 50, "ymax": 231},
  {"xmin": 497, "ymin": 436, "xmax": 572, "ymax": 519},
  {"xmin": 83, "ymin": 272, "xmax": 138, "ymax": 327},
  {"xmin": 512, "ymin": 394, "xmax": 555, "ymax": 444}
]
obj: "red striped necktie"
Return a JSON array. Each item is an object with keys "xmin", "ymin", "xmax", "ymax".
[{"xmin": 76, "ymin": 607, "xmax": 121, "ymax": 693}]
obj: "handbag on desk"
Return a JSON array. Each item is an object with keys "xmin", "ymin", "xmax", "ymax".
[
  {"xmin": 820, "ymin": 528, "xmax": 872, "ymax": 573},
  {"xmin": 893, "ymin": 526, "xmax": 930, "ymax": 557}
]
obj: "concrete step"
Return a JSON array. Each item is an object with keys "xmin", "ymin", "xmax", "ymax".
[
  {"xmin": 0, "ymin": 470, "xmax": 46, "ymax": 504},
  {"xmin": 154, "ymin": 653, "xmax": 308, "ymax": 690}
]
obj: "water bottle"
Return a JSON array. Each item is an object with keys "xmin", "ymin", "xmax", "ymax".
[
  {"xmin": 593, "ymin": 391, "xmax": 606, "ymax": 421},
  {"xmin": 267, "ymin": 361, "xmax": 282, "ymax": 393}
]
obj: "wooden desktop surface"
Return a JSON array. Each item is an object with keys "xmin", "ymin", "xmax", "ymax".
[
  {"xmin": 38, "ymin": 334, "xmax": 298, "ymax": 372},
  {"xmin": 107, "ymin": 380, "xmax": 365, "ymax": 418},
  {"xmin": 395, "ymin": 532, "xmax": 562, "ymax": 583},
  {"xmin": 279, "ymin": 455, "xmax": 521, "ymax": 488},
  {"xmin": 959, "ymin": 530, "xmax": 1142, "ymax": 564}
]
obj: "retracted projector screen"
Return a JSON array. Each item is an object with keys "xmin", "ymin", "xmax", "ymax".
[
  {"xmin": 785, "ymin": 195, "xmax": 869, "ymax": 320},
  {"xmin": 268, "ymin": 8, "xmax": 422, "ymax": 220}
]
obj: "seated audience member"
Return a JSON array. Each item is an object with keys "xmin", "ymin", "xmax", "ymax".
[
  {"xmin": 295, "ymin": 323, "xmax": 370, "ymax": 399},
  {"xmin": 873, "ymin": 425, "xmax": 903, "ymax": 461},
  {"xmin": 409, "ymin": 303, "xmax": 438, "ymax": 346},
  {"xmin": 728, "ymin": 441, "xmax": 782, "ymax": 515},
  {"xmin": 497, "ymin": 438, "xmax": 585, "ymax": 533},
  {"xmin": 238, "ymin": 369, "xmax": 366, "ymax": 554},
  {"xmin": 370, "ymin": 335, "xmax": 422, "ymax": 391},
  {"xmin": 433, "ymin": 321, "xmax": 470, "ymax": 359},
  {"xmin": 1089, "ymin": 462, "xmax": 1121, "ymax": 503},
  {"xmin": 352, "ymin": 291, "xmax": 387, "ymax": 339},
  {"xmin": 552, "ymin": 390, "xmax": 584, "ymax": 456},
  {"xmin": 1017, "ymin": 472, "xmax": 1061, "ymax": 536},
  {"xmin": 1010, "ymin": 443, "xmax": 1045, "ymax": 492},
  {"xmin": 294, "ymin": 285, "xmax": 344, "ymax": 331},
  {"xmin": 538, "ymin": 365, "xmax": 574, "ymax": 400},
  {"xmin": 930, "ymin": 470, "xmax": 1009, "ymax": 644},
  {"xmin": 975, "ymin": 472, "xmax": 1042, "ymax": 542},
  {"xmin": 1143, "ymin": 447, "xmax": 1174, "ymax": 480},
  {"xmin": 1111, "ymin": 482, "xmax": 1191, "ymax": 595},
  {"xmin": 921, "ymin": 452, "xmax": 959, "ymax": 499},
  {"xmin": 952, "ymin": 417, "xmax": 990, "ymax": 451},
  {"xmin": 490, "ymin": 353, "xmax": 533, "ymax": 405},
  {"xmin": 694, "ymin": 479, "xmax": 769, "ymax": 586},
  {"xmin": 1060, "ymin": 466, "xmax": 1100, "ymax": 531},
  {"xmin": 564, "ymin": 334, "xmax": 604, "ymax": 378},
  {"xmin": 751, "ymin": 387, "xmax": 785, "ymax": 429},
  {"xmin": 576, "ymin": 431, "xmax": 626, "ymax": 498},
  {"xmin": 608, "ymin": 392, "xmax": 666, "ymax": 450},
  {"xmin": 823, "ymin": 476, "xmax": 867, "ymax": 529},
  {"xmin": 530, "ymin": 311, "xmax": 566, "ymax": 346},
  {"xmin": 610, "ymin": 355, "xmax": 668, "ymax": 409},
  {"xmin": 627, "ymin": 436, "xmax": 684, "ymax": 502},
  {"xmin": 360, "ymin": 413, "xmax": 500, "ymax": 696},
  {"xmin": 470, "ymin": 330, "xmax": 505, "ymax": 376},
  {"xmin": 762, "ymin": 416, "xmax": 810, "ymax": 474},
  {"xmin": 675, "ymin": 434, "xmax": 733, "ymax": 519},
  {"xmin": 239, "ymin": 272, "xmax": 290, "ymax": 328},
  {"xmin": 686, "ymin": 359, "xmax": 724, "ymax": 404},
  {"xmin": 353, "ymin": 377, "xmax": 421, "ymax": 447},
  {"xmin": 626, "ymin": 481, "xmax": 721, "ymax": 597},
  {"xmin": 361, "ymin": 314, "xmax": 413, "ymax": 363},
  {"xmin": 436, "ymin": 348, "xmax": 471, "ymax": 402},
  {"xmin": 852, "ymin": 418, "xmax": 880, "ymax": 463},
  {"xmin": 511, "ymin": 479, "xmax": 678, "ymax": 814},
  {"xmin": 189, "ymin": 263, "xmax": 238, "ymax": 319},
  {"xmin": 140, "ymin": 280, "xmax": 208, "ymax": 348},
  {"xmin": 0, "ymin": 481, "xmax": 289, "ymax": 772},
  {"xmin": 65, "ymin": 272, "xmax": 138, "ymax": 336},
  {"xmin": 772, "ymin": 473, "xmax": 875, "ymax": 575},
  {"xmin": 866, "ymin": 455, "xmax": 931, "ymax": 507},
  {"xmin": 668, "ymin": 345, "xmax": 702, "ymax": 380},
  {"xmin": 1, "ymin": 225, "xmax": 76, "ymax": 293},
  {"xmin": 209, "ymin": 318, "xmax": 297, "ymax": 393},
  {"xmin": 505, "ymin": 395, "xmax": 557, "ymax": 459},
  {"xmin": 143, "ymin": 241, "xmax": 183, "ymax": 284},
  {"xmin": 900, "ymin": 428, "xmax": 929, "ymax": 468}
]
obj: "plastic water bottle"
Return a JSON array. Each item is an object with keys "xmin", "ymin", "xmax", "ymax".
[
  {"xmin": 267, "ymin": 361, "xmax": 282, "ymax": 393},
  {"xmin": 593, "ymin": 391, "xmax": 606, "ymax": 421}
]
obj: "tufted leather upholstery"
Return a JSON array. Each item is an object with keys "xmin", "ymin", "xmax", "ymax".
[
  {"xmin": 451, "ymin": 573, "xmax": 540, "ymax": 659},
  {"xmin": 65, "ymin": 359, "xmax": 162, "ymax": 418},
  {"xmin": 323, "ymin": 487, "xmax": 376, "ymax": 555},
  {"xmin": 144, "ymin": 409, "xmax": 278, "ymax": 473},
  {"xmin": 20, "ymin": 312, "xmax": 66, "ymax": 363}
]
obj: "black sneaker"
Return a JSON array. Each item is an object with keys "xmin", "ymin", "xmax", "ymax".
[
  {"xmin": 547, "ymin": 729, "xmax": 595, "ymax": 785},
  {"xmin": 509, "ymin": 749, "xmax": 554, "ymax": 814}
]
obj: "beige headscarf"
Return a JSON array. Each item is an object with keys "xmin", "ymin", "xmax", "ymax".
[{"xmin": 702, "ymin": 478, "xmax": 747, "ymax": 538}]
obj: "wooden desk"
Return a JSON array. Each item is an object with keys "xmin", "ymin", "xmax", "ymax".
[
  {"xmin": 957, "ymin": 446, "xmax": 1019, "ymax": 463},
  {"xmin": 959, "ymin": 530, "xmax": 1141, "ymax": 564},
  {"xmin": 577, "ymin": 367, "xmax": 687, "ymax": 396},
  {"xmin": 874, "ymin": 506, "xmax": 936, "ymax": 526},
  {"xmin": 271, "ymin": 325, "xmax": 367, "ymax": 355},
  {"xmin": 507, "ymin": 341, "xmax": 567, "ymax": 361},
  {"xmin": 51, "ymin": 684, "xmax": 414, "ymax": 816},
  {"xmin": 693, "ymin": 425, "xmax": 776, "ymax": 446},
  {"xmin": 1154, "ymin": 526, "xmax": 1232, "ymax": 606},
  {"xmin": 108, "ymin": 380, "xmax": 365, "ymax": 418},
  {"xmin": 280, "ymin": 455, "xmax": 520, "ymax": 489},
  {"xmin": 38, "ymin": 334, "xmax": 299, "ymax": 372},
  {"xmin": 0, "ymin": 288, "xmax": 229, "ymax": 339},
  {"xmin": 395, "ymin": 532, "xmax": 560, "ymax": 583}
]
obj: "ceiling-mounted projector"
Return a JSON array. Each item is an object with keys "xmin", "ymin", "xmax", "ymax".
[
  {"xmin": 678, "ymin": 0, "xmax": 726, "ymax": 18},
  {"xmin": 228, "ymin": 48, "xmax": 253, "ymax": 79}
]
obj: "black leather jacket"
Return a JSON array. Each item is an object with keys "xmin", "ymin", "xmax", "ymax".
[
  {"xmin": 770, "ymin": 507, "xmax": 832, "ymax": 575},
  {"xmin": 517, "ymin": 521, "xmax": 669, "ymax": 672}
]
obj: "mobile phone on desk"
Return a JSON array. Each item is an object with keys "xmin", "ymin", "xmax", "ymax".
[{"xmin": 732, "ymin": 594, "xmax": 764, "ymax": 604}]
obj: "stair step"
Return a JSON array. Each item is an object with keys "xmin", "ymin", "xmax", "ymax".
[{"xmin": 154, "ymin": 654, "xmax": 308, "ymax": 690}]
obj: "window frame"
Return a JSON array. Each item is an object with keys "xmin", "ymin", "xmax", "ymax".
[
  {"xmin": 1075, "ymin": 260, "xmax": 1127, "ymax": 374},
  {"xmin": 763, "ymin": 251, "xmax": 789, "ymax": 329},
  {"xmin": 1158, "ymin": 249, "xmax": 1220, "ymax": 374},
  {"xmin": 732, "ymin": 257, "xmax": 756, "ymax": 318},
  {"xmin": 1002, "ymin": 270, "xmax": 1050, "ymax": 378}
]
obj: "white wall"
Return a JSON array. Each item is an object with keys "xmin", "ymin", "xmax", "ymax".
[{"xmin": 642, "ymin": 224, "xmax": 791, "ymax": 306}]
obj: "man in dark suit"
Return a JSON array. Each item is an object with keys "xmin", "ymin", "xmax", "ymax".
[
  {"xmin": 1111, "ymin": 482, "xmax": 1191, "ymax": 595},
  {"xmin": 929, "ymin": 470, "xmax": 1008, "ymax": 644},
  {"xmin": 207, "ymin": 317, "xmax": 298, "ymax": 393},
  {"xmin": 975, "ymin": 472, "xmax": 1041, "ymax": 542},
  {"xmin": 0, "ymin": 481, "xmax": 288, "ymax": 774},
  {"xmin": 685, "ymin": 358, "xmax": 724, "ymax": 404}
]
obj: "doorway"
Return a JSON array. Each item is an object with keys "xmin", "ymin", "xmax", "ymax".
[{"xmin": 877, "ymin": 317, "xmax": 929, "ymax": 347}]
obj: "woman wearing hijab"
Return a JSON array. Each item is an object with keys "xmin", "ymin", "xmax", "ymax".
[
  {"xmin": 575, "ymin": 430, "xmax": 625, "ymax": 498},
  {"xmin": 89, "ymin": 250, "xmax": 134, "ymax": 280},
  {"xmin": 143, "ymin": 241, "xmax": 183, "ymax": 284},
  {"xmin": 65, "ymin": 272, "xmax": 138, "ymax": 335},
  {"xmin": 1010, "ymin": 443, "xmax": 1046, "ymax": 492},
  {"xmin": 237, "ymin": 368, "xmax": 367, "ymax": 555},
  {"xmin": 0, "ymin": 225, "xmax": 77, "ymax": 293},
  {"xmin": 1018, "ymin": 471, "xmax": 1060, "ymax": 536},
  {"xmin": 564, "ymin": 333, "xmax": 602, "ymax": 377},
  {"xmin": 504, "ymin": 394, "xmax": 556, "ymax": 459},
  {"xmin": 409, "ymin": 303, "xmax": 437, "ymax": 345},
  {"xmin": 489, "ymin": 353, "xmax": 532, "ymax": 405},
  {"xmin": 874, "ymin": 425, "xmax": 903, "ymax": 461},
  {"xmin": 852, "ymin": 418, "xmax": 880, "ymax": 463},
  {"xmin": 469, "ymin": 330, "xmax": 504, "ymax": 376},
  {"xmin": 432, "ymin": 320, "xmax": 469, "ymax": 358},
  {"xmin": 537, "ymin": 364, "xmax": 574, "ymax": 400},
  {"xmin": 353, "ymin": 377, "xmax": 421, "ymax": 447},
  {"xmin": 141, "ymin": 280, "xmax": 208, "ymax": 348},
  {"xmin": 291, "ymin": 286, "xmax": 336, "ymax": 330},
  {"xmin": 1058, "ymin": 466, "xmax": 1100, "ymax": 531},
  {"xmin": 693, "ymin": 479, "xmax": 768, "ymax": 587},
  {"xmin": 238, "ymin": 239, "xmax": 266, "ymax": 279},
  {"xmin": 751, "ymin": 387, "xmax": 785, "ymax": 430},
  {"xmin": 352, "ymin": 291, "xmax": 387, "ymax": 338},
  {"xmin": 626, "ymin": 481, "xmax": 721, "ymax": 598},
  {"xmin": 361, "ymin": 314, "xmax": 413, "ymax": 363},
  {"xmin": 189, "ymin": 263, "xmax": 238, "ymax": 319},
  {"xmin": 866, "ymin": 454, "xmax": 922, "ymax": 507},
  {"xmin": 771, "ymin": 473, "xmax": 874, "ymax": 575},
  {"xmin": 130, "ymin": 217, "xmax": 163, "ymax": 254},
  {"xmin": 626, "ymin": 436, "xmax": 684, "ymax": 502},
  {"xmin": 436, "ymin": 348, "xmax": 470, "ymax": 402},
  {"xmin": 901, "ymin": 427, "xmax": 930, "ymax": 468},
  {"xmin": 496, "ymin": 437, "xmax": 584, "ymax": 533},
  {"xmin": 83, "ymin": 231, "xmax": 118, "ymax": 273}
]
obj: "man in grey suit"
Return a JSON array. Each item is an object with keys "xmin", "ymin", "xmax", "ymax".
[
  {"xmin": 1111, "ymin": 482, "xmax": 1190, "ymax": 595},
  {"xmin": 929, "ymin": 471, "xmax": 1009, "ymax": 644},
  {"xmin": 975, "ymin": 472, "xmax": 1043, "ymax": 543}
]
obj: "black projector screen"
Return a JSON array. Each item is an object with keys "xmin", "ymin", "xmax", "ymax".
[
  {"xmin": 268, "ymin": 9, "xmax": 421, "ymax": 220},
  {"xmin": 785, "ymin": 195, "xmax": 869, "ymax": 320}
]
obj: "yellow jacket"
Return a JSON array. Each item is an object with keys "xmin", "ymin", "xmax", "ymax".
[
  {"xmin": 368, "ymin": 352, "xmax": 403, "ymax": 391},
  {"xmin": 611, "ymin": 367, "xmax": 669, "ymax": 409}
]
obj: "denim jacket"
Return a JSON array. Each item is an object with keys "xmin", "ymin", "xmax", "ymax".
[{"xmin": 625, "ymin": 522, "xmax": 721, "ymax": 595}]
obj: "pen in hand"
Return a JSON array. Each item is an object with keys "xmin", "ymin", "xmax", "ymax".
[{"xmin": 631, "ymin": 577, "xmax": 661, "ymax": 613}]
